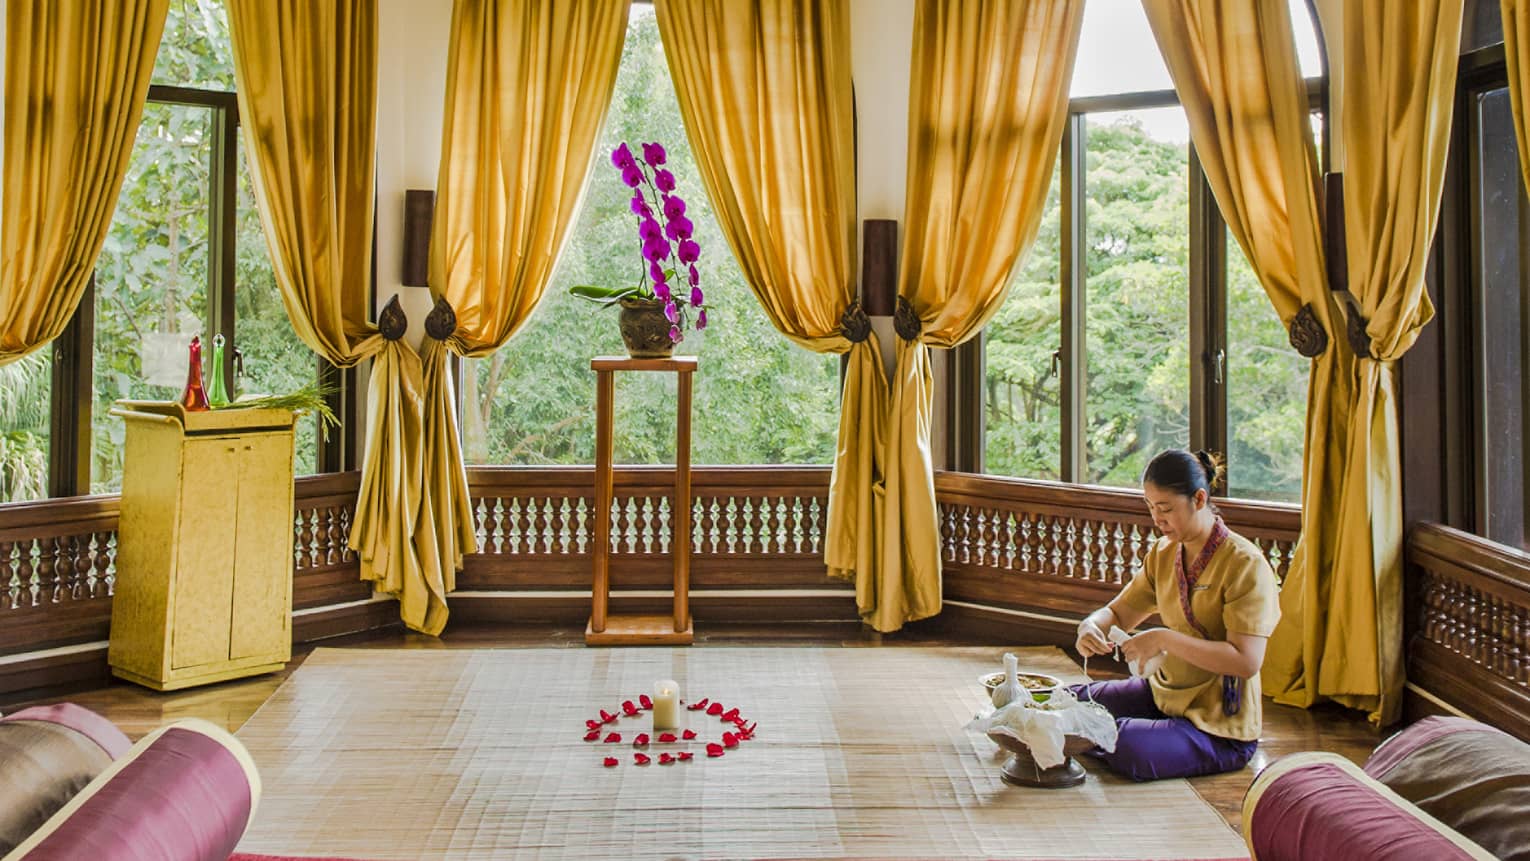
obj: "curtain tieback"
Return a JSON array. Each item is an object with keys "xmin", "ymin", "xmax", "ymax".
[
  {"xmin": 893, "ymin": 296, "xmax": 922, "ymax": 341},
  {"xmin": 378, "ymin": 295, "xmax": 409, "ymax": 341},
  {"xmin": 1344, "ymin": 301, "xmax": 1374, "ymax": 360},
  {"xmin": 839, "ymin": 301, "xmax": 872, "ymax": 343},
  {"xmin": 425, "ymin": 297, "xmax": 458, "ymax": 341},
  {"xmin": 1288, "ymin": 303, "xmax": 1329, "ymax": 358}
]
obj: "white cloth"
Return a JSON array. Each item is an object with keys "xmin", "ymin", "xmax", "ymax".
[
  {"xmin": 1109, "ymin": 626, "xmax": 1166, "ymax": 678},
  {"xmin": 966, "ymin": 687, "xmax": 1118, "ymax": 769}
]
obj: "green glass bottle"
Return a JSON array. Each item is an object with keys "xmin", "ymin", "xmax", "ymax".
[{"xmin": 207, "ymin": 333, "xmax": 230, "ymax": 407}]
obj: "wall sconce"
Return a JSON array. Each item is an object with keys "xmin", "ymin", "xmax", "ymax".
[
  {"xmin": 861, "ymin": 218, "xmax": 898, "ymax": 316},
  {"xmin": 401, "ymin": 189, "xmax": 435, "ymax": 288}
]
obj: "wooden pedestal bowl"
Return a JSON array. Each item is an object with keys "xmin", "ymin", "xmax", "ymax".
[{"xmin": 987, "ymin": 731, "xmax": 1096, "ymax": 789}]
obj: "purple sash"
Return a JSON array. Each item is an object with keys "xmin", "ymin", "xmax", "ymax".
[{"xmin": 1175, "ymin": 518, "xmax": 1242, "ymax": 716}]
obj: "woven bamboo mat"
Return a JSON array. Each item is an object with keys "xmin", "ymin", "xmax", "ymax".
[{"xmin": 233, "ymin": 646, "xmax": 1248, "ymax": 860}]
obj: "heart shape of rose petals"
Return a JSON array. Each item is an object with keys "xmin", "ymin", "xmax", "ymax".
[
  {"xmin": 659, "ymin": 753, "xmax": 675, "ymax": 764},
  {"xmin": 687, "ymin": 697, "xmax": 709, "ymax": 712},
  {"xmin": 603, "ymin": 757, "xmax": 618, "ymax": 767},
  {"xmin": 682, "ymin": 729, "xmax": 697, "ymax": 740},
  {"xmin": 658, "ymin": 732, "xmax": 677, "ymax": 743},
  {"xmin": 706, "ymin": 743, "xmax": 725, "ymax": 757},
  {"xmin": 584, "ymin": 730, "xmax": 600, "ymax": 742},
  {"xmin": 634, "ymin": 733, "xmax": 650, "ymax": 746},
  {"xmin": 678, "ymin": 751, "xmax": 694, "ymax": 761},
  {"xmin": 707, "ymin": 702, "xmax": 724, "ymax": 716},
  {"xmin": 640, "ymin": 695, "xmax": 654, "ymax": 709},
  {"xmin": 604, "ymin": 732, "xmax": 622, "ymax": 743},
  {"xmin": 634, "ymin": 753, "xmax": 651, "ymax": 765}
]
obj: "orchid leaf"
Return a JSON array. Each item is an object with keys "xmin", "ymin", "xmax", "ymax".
[{"xmin": 569, "ymin": 284, "xmax": 639, "ymax": 307}]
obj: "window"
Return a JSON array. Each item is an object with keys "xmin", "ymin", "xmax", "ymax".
[
  {"xmin": 982, "ymin": 0, "xmax": 1321, "ymax": 501},
  {"xmin": 462, "ymin": 5, "xmax": 840, "ymax": 466},
  {"xmin": 0, "ymin": 0, "xmax": 340, "ymax": 498}
]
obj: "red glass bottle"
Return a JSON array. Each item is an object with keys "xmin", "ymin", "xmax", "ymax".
[{"xmin": 180, "ymin": 335, "xmax": 210, "ymax": 411}]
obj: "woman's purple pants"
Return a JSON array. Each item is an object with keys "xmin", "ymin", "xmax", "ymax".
[{"xmin": 1069, "ymin": 677, "xmax": 1258, "ymax": 781}]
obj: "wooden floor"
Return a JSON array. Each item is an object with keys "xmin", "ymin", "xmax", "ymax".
[{"xmin": 2, "ymin": 620, "xmax": 1382, "ymax": 835}]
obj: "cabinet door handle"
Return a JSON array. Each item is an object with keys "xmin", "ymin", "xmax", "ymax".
[
  {"xmin": 244, "ymin": 445, "xmax": 252, "ymax": 451},
  {"xmin": 227, "ymin": 446, "xmax": 236, "ymax": 453}
]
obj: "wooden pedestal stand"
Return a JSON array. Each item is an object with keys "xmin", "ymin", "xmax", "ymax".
[{"xmin": 585, "ymin": 356, "xmax": 695, "ymax": 646}]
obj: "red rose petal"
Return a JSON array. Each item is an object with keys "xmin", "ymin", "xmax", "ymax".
[
  {"xmin": 678, "ymin": 751, "xmax": 694, "ymax": 761},
  {"xmin": 587, "ymin": 719, "xmax": 602, "ymax": 731},
  {"xmin": 604, "ymin": 733, "xmax": 622, "ymax": 743},
  {"xmin": 600, "ymin": 710, "xmax": 617, "ymax": 724},
  {"xmin": 707, "ymin": 702, "xmax": 724, "ymax": 716},
  {"xmin": 622, "ymin": 700, "xmax": 640, "ymax": 716},
  {"xmin": 682, "ymin": 729, "xmax": 697, "ymax": 740},
  {"xmin": 687, "ymin": 697, "xmax": 709, "ymax": 712},
  {"xmin": 723, "ymin": 732, "xmax": 738, "ymax": 748},
  {"xmin": 640, "ymin": 695, "xmax": 654, "ymax": 710},
  {"xmin": 706, "ymin": 743, "xmax": 725, "ymax": 758},
  {"xmin": 584, "ymin": 730, "xmax": 601, "ymax": 742},
  {"xmin": 634, "ymin": 753, "xmax": 651, "ymax": 765},
  {"xmin": 634, "ymin": 733, "xmax": 650, "ymax": 746},
  {"xmin": 659, "ymin": 753, "xmax": 675, "ymax": 764},
  {"xmin": 658, "ymin": 732, "xmax": 678, "ymax": 743},
  {"xmin": 721, "ymin": 707, "xmax": 740, "ymax": 722},
  {"xmin": 603, "ymin": 757, "xmax": 619, "ymax": 767}
]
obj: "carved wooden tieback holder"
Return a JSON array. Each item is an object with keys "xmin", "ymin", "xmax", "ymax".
[
  {"xmin": 840, "ymin": 301, "xmax": 871, "ymax": 343},
  {"xmin": 1346, "ymin": 303, "xmax": 1375, "ymax": 360},
  {"xmin": 1287, "ymin": 303, "xmax": 1328, "ymax": 358},
  {"xmin": 378, "ymin": 295, "xmax": 408, "ymax": 341},
  {"xmin": 894, "ymin": 296, "xmax": 922, "ymax": 341},
  {"xmin": 425, "ymin": 297, "xmax": 457, "ymax": 341}
]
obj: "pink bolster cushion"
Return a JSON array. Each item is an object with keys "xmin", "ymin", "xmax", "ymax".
[
  {"xmin": 5, "ymin": 719, "xmax": 261, "ymax": 861},
  {"xmin": 1242, "ymin": 752, "xmax": 1495, "ymax": 860},
  {"xmin": 1364, "ymin": 715, "xmax": 1530, "ymax": 861},
  {"xmin": 0, "ymin": 704, "xmax": 132, "ymax": 855}
]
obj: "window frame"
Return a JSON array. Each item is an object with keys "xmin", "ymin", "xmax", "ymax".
[{"xmin": 965, "ymin": 82, "xmax": 1323, "ymax": 495}]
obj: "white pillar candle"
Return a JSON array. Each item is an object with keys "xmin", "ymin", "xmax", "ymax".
[{"xmin": 653, "ymin": 679, "xmax": 680, "ymax": 731}]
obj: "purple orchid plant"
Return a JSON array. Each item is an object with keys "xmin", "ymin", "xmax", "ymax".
[{"xmin": 570, "ymin": 140, "xmax": 707, "ymax": 343}]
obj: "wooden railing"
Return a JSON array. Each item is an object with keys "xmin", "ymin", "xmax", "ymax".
[
  {"xmin": 463, "ymin": 466, "xmax": 837, "ymax": 593},
  {"xmin": 1407, "ymin": 523, "xmax": 1530, "ymax": 740},
  {"xmin": 936, "ymin": 472, "xmax": 1302, "ymax": 623},
  {"xmin": 0, "ymin": 495, "xmax": 119, "ymax": 654}
]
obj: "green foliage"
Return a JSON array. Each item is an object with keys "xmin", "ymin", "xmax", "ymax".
[
  {"xmin": 984, "ymin": 115, "xmax": 1305, "ymax": 501},
  {"xmin": 464, "ymin": 7, "xmax": 839, "ymax": 467},
  {"xmin": 0, "ymin": 352, "xmax": 50, "ymax": 502}
]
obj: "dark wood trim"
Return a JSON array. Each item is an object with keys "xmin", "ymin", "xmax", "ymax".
[
  {"xmin": 292, "ymin": 600, "xmax": 400, "ymax": 644},
  {"xmin": 48, "ymin": 279, "xmax": 94, "ymax": 498},
  {"xmin": 0, "ymin": 645, "xmax": 113, "ymax": 708},
  {"xmin": 1060, "ymin": 115, "xmax": 1087, "ymax": 484},
  {"xmin": 1188, "ymin": 147, "xmax": 1228, "ymax": 475},
  {"xmin": 448, "ymin": 591, "xmax": 859, "ymax": 626},
  {"xmin": 946, "ymin": 338, "xmax": 984, "ymax": 473},
  {"xmin": 145, "ymin": 84, "xmax": 238, "ymax": 111},
  {"xmin": 209, "ymin": 99, "xmax": 238, "ymax": 383}
]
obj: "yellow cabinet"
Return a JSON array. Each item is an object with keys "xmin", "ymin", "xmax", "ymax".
[{"xmin": 107, "ymin": 401, "xmax": 296, "ymax": 691}]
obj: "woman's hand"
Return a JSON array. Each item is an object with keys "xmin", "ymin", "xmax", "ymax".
[
  {"xmin": 1120, "ymin": 627, "xmax": 1174, "ymax": 666},
  {"xmin": 1075, "ymin": 618, "xmax": 1113, "ymax": 658}
]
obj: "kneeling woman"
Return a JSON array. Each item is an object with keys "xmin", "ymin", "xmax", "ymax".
[{"xmin": 1072, "ymin": 449, "xmax": 1279, "ymax": 781}]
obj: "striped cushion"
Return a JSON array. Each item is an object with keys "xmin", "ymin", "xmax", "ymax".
[
  {"xmin": 0, "ymin": 705, "xmax": 131, "ymax": 855},
  {"xmin": 4, "ymin": 718, "xmax": 261, "ymax": 861},
  {"xmin": 1364, "ymin": 715, "xmax": 1530, "ymax": 861},
  {"xmin": 1243, "ymin": 752, "xmax": 1495, "ymax": 860}
]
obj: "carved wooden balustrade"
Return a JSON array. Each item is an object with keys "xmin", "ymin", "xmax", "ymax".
[
  {"xmin": 1407, "ymin": 523, "xmax": 1530, "ymax": 740},
  {"xmin": 0, "ymin": 495, "xmax": 119, "ymax": 655},
  {"xmin": 460, "ymin": 467, "xmax": 846, "ymax": 620},
  {"xmin": 935, "ymin": 473, "xmax": 1301, "ymax": 624}
]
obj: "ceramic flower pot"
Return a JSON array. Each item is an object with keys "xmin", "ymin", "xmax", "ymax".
[{"xmin": 618, "ymin": 296, "xmax": 674, "ymax": 358}]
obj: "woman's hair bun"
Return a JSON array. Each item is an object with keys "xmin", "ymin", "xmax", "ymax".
[{"xmin": 1194, "ymin": 449, "xmax": 1227, "ymax": 492}]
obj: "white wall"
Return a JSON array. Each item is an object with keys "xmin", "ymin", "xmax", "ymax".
[
  {"xmin": 376, "ymin": 0, "xmax": 453, "ymax": 347},
  {"xmin": 849, "ymin": 0, "xmax": 950, "ymax": 468}
]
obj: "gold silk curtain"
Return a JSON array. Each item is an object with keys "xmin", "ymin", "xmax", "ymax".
[
  {"xmin": 0, "ymin": 0, "xmax": 168, "ymax": 365},
  {"xmin": 421, "ymin": 0, "xmax": 630, "ymax": 606},
  {"xmin": 1504, "ymin": 0, "xmax": 1530, "ymax": 188},
  {"xmin": 228, "ymin": 0, "xmax": 439, "ymax": 631},
  {"xmin": 868, "ymin": 0, "xmax": 1084, "ymax": 632},
  {"xmin": 651, "ymin": 0, "xmax": 885, "ymax": 591},
  {"xmin": 1147, "ymin": 0, "xmax": 1461, "ymax": 725},
  {"xmin": 1292, "ymin": 0, "xmax": 1460, "ymax": 724},
  {"xmin": 227, "ymin": 0, "xmax": 384, "ymax": 368}
]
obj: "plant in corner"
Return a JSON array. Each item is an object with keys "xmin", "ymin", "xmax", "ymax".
[{"xmin": 571, "ymin": 141, "xmax": 708, "ymax": 358}]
